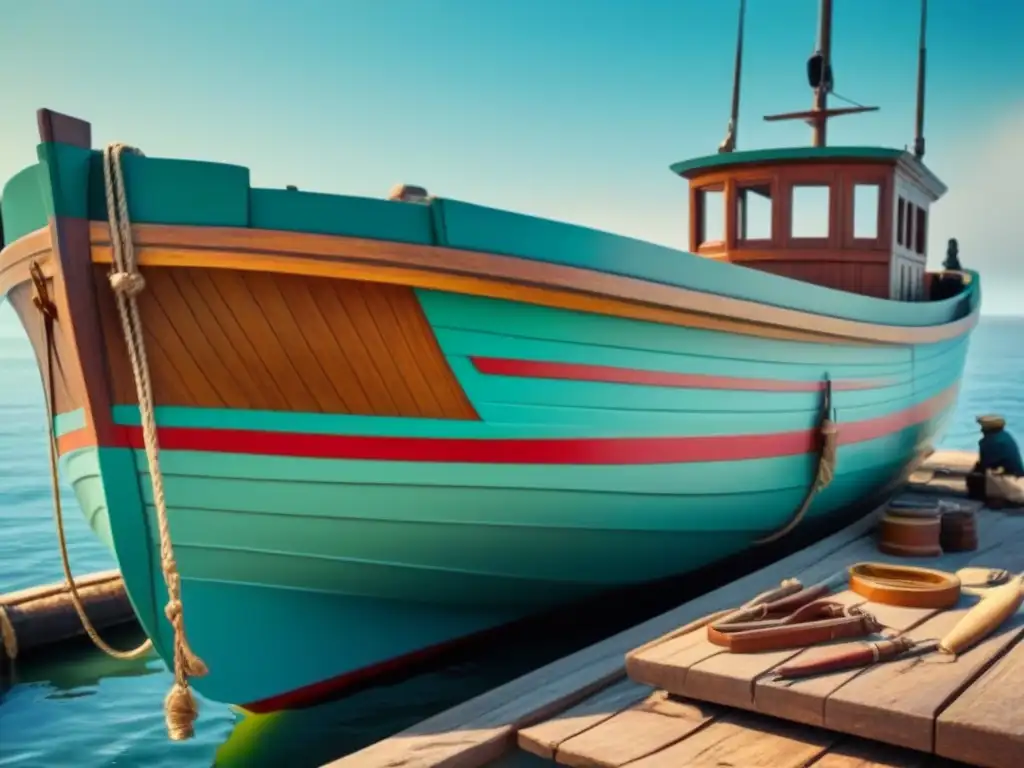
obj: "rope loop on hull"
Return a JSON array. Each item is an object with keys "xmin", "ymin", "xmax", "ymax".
[{"xmin": 754, "ymin": 376, "xmax": 838, "ymax": 545}]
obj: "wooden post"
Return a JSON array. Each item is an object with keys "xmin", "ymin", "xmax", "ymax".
[{"xmin": 811, "ymin": 0, "xmax": 834, "ymax": 147}]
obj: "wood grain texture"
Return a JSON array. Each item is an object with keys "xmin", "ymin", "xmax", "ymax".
[
  {"xmin": 553, "ymin": 691, "xmax": 722, "ymax": 768},
  {"xmin": 806, "ymin": 738, "xmax": 943, "ymax": 767},
  {"xmin": 932, "ymin": 634, "xmax": 1024, "ymax": 768},
  {"xmin": 824, "ymin": 596, "xmax": 1024, "ymax": 754},
  {"xmin": 686, "ymin": 161, "xmax": 897, "ymax": 298},
  {"xmin": 6, "ymin": 276, "xmax": 82, "ymax": 416},
  {"xmin": 92, "ymin": 264, "xmax": 478, "ymax": 418},
  {"xmin": 87, "ymin": 222, "xmax": 978, "ymax": 346},
  {"xmin": 752, "ymin": 262, "xmax": 891, "ymax": 300},
  {"xmin": 517, "ymin": 679, "xmax": 651, "ymax": 759},
  {"xmin": 3, "ymin": 246, "xmax": 87, "ymax": 425},
  {"xmin": 753, "ymin": 600, "xmax": 943, "ymax": 726},
  {"xmin": 626, "ymin": 711, "xmax": 835, "ymax": 768},
  {"xmin": 28, "ymin": 111, "xmax": 119, "ymax": 443}
]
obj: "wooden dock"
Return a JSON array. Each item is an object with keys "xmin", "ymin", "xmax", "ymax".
[
  {"xmin": 0, "ymin": 569, "xmax": 136, "ymax": 664},
  {"xmin": 326, "ymin": 450, "xmax": 1024, "ymax": 768},
  {"xmin": 622, "ymin": 506, "xmax": 1024, "ymax": 766}
]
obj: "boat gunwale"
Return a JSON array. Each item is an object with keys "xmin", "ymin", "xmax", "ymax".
[{"xmin": 73, "ymin": 220, "xmax": 983, "ymax": 347}]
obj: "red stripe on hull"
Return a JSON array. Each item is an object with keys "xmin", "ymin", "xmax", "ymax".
[
  {"xmin": 57, "ymin": 385, "xmax": 957, "ymax": 463},
  {"xmin": 470, "ymin": 356, "xmax": 894, "ymax": 392},
  {"xmin": 240, "ymin": 620, "xmax": 508, "ymax": 714}
]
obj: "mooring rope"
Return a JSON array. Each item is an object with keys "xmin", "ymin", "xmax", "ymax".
[
  {"xmin": 0, "ymin": 604, "xmax": 17, "ymax": 661},
  {"xmin": 26, "ymin": 142, "xmax": 207, "ymax": 740},
  {"xmin": 102, "ymin": 142, "xmax": 208, "ymax": 740},
  {"xmin": 30, "ymin": 261, "xmax": 154, "ymax": 669},
  {"xmin": 753, "ymin": 378, "xmax": 838, "ymax": 545}
]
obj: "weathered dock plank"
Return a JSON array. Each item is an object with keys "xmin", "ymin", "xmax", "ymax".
[
  {"xmin": 934, "ymin": 635, "xmax": 1024, "ymax": 768},
  {"xmin": 684, "ymin": 591, "xmax": 938, "ymax": 712},
  {"xmin": 806, "ymin": 738, "xmax": 944, "ymax": 767},
  {"xmin": 624, "ymin": 710, "xmax": 836, "ymax": 768},
  {"xmin": 823, "ymin": 599, "xmax": 1024, "ymax": 753},
  {"xmin": 550, "ymin": 690, "xmax": 720, "ymax": 768},
  {"xmin": 517, "ymin": 678, "xmax": 649, "ymax": 760}
]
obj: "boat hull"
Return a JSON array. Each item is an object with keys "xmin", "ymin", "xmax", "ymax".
[
  {"xmin": 0, "ymin": 115, "xmax": 979, "ymax": 710},
  {"xmin": 45, "ymin": 282, "xmax": 965, "ymax": 708}
]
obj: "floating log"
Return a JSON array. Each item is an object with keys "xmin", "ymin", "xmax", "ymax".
[{"xmin": 0, "ymin": 570, "xmax": 137, "ymax": 663}]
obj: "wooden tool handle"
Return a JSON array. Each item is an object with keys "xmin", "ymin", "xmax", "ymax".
[
  {"xmin": 774, "ymin": 637, "xmax": 914, "ymax": 679},
  {"xmin": 939, "ymin": 576, "xmax": 1024, "ymax": 655}
]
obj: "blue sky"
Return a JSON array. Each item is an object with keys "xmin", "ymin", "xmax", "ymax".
[{"xmin": 1, "ymin": 0, "xmax": 1022, "ymax": 333}]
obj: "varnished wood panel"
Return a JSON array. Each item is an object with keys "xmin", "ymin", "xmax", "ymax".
[
  {"xmin": 92, "ymin": 265, "xmax": 479, "ymax": 419},
  {"xmin": 747, "ymin": 262, "xmax": 891, "ymax": 300},
  {"xmin": 688, "ymin": 161, "xmax": 897, "ymax": 298},
  {"xmin": 7, "ymin": 276, "xmax": 83, "ymax": 416}
]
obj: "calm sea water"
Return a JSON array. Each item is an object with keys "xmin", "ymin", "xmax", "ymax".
[{"xmin": 1, "ymin": 314, "xmax": 1022, "ymax": 767}]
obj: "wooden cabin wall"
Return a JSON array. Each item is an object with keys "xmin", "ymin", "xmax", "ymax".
[
  {"xmin": 687, "ymin": 161, "xmax": 895, "ymax": 298},
  {"xmin": 742, "ymin": 261, "xmax": 890, "ymax": 299}
]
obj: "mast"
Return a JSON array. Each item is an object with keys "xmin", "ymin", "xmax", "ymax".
[
  {"xmin": 913, "ymin": 0, "xmax": 928, "ymax": 158},
  {"xmin": 718, "ymin": 0, "xmax": 746, "ymax": 153},
  {"xmin": 762, "ymin": 0, "xmax": 878, "ymax": 143},
  {"xmin": 810, "ymin": 0, "xmax": 834, "ymax": 147}
]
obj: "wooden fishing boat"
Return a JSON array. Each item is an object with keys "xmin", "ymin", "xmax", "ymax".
[{"xmin": 0, "ymin": 0, "xmax": 977, "ymax": 731}]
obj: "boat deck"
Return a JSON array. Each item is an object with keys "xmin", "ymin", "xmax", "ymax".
[{"xmin": 325, "ymin": 451, "xmax": 1024, "ymax": 768}]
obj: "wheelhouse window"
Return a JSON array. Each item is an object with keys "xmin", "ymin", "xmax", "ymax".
[
  {"xmin": 736, "ymin": 183, "xmax": 773, "ymax": 242},
  {"xmin": 904, "ymin": 199, "xmax": 915, "ymax": 249},
  {"xmin": 915, "ymin": 206, "xmax": 927, "ymax": 255},
  {"xmin": 897, "ymin": 198, "xmax": 906, "ymax": 246},
  {"xmin": 696, "ymin": 186, "xmax": 725, "ymax": 247},
  {"xmin": 790, "ymin": 184, "xmax": 831, "ymax": 239},
  {"xmin": 852, "ymin": 183, "xmax": 880, "ymax": 239}
]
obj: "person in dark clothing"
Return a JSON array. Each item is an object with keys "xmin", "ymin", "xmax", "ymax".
[
  {"xmin": 943, "ymin": 239, "xmax": 962, "ymax": 272},
  {"xmin": 966, "ymin": 414, "xmax": 1024, "ymax": 502},
  {"xmin": 977, "ymin": 415, "xmax": 1024, "ymax": 476}
]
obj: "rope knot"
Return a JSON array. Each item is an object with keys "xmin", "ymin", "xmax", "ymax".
[
  {"xmin": 28, "ymin": 261, "xmax": 58, "ymax": 321},
  {"xmin": 110, "ymin": 270, "xmax": 147, "ymax": 298},
  {"xmin": 164, "ymin": 682, "xmax": 200, "ymax": 741},
  {"xmin": 103, "ymin": 139, "xmax": 204, "ymax": 741},
  {"xmin": 164, "ymin": 598, "xmax": 183, "ymax": 625}
]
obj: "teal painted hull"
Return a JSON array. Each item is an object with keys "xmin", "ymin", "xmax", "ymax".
[
  {"xmin": 2, "ymin": 132, "xmax": 978, "ymax": 711},
  {"xmin": 55, "ymin": 288, "xmax": 966, "ymax": 709}
]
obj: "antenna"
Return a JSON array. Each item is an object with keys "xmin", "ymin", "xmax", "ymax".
[
  {"xmin": 762, "ymin": 0, "xmax": 878, "ymax": 144},
  {"xmin": 718, "ymin": 0, "xmax": 746, "ymax": 153},
  {"xmin": 913, "ymin": 0, "xmax": 928, "ymax": 158}
]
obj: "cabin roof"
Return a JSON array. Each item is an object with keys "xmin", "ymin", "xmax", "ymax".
[
  {"xmin": 670, "ymin": 146, "xmax": 906, "ymax": 178},
  {"xmin": 670, "ymin": 145, "xmax": 947, "ymax": 201}
]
